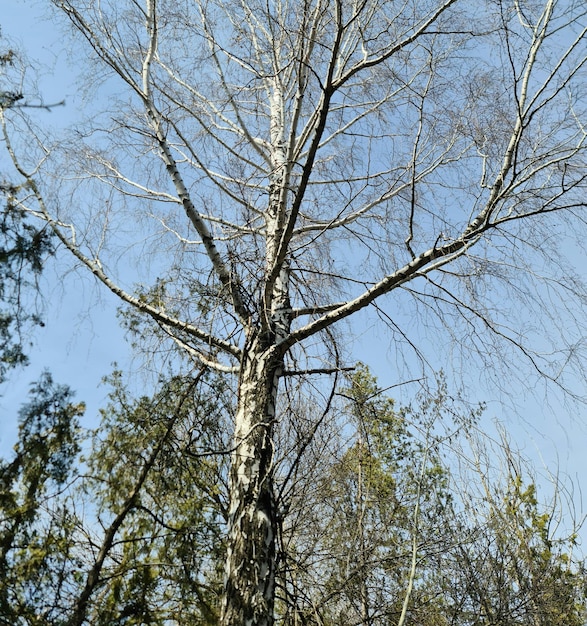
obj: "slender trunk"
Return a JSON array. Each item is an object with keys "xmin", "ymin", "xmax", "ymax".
[
  {"xmin": 221, "ymin": 334, "xmax": 283, "ymax": 626},
  {"xmin": 221, "ymin": 78, "xmax": 291, "ymax": 625},
  {"xmin": 221, "ymin": 266, "xmax": 290, "ymax": 624},
  {"xmin": 357, "ymin": 438, "xmax": 370, "ymax": 625}
]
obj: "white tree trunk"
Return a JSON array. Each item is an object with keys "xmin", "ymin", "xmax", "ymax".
[
  {"xmin": 221, "ymin": 335, "xmax": 281, "ymax": 626},
  {"xmin": 221, "ymin": 76, "xmax": 293, "ymax": 625}
]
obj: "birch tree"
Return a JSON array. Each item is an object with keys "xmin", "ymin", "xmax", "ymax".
[{"xmin": 2, "ymin": 0, "xmax": 587, "ymax": 624}]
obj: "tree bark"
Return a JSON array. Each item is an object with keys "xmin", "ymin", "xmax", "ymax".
[
  {"xmin": 221, "ymin": 77, "xmax": 293, "ymax": 625},
  {"xmin": 221, "ymin": 334, "xmax": 282, "ymax": 626}
]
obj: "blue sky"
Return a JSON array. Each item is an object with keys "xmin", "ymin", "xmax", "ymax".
[
  {"xmin": 0, "ymin": 1, "xmax": 131, "ymax": 453},
  {"xmin": 1, "ymin": 0, "xmax": 586, "ymax": 543}
]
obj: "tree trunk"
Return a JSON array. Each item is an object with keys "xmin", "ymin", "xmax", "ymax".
[
  {"xmin": 221, "ymin": 77, "xmax": 292, "ymax": 625},
  {"xmin": 221, "ymin": 334, "xmax": 282, "ymax": 626}
]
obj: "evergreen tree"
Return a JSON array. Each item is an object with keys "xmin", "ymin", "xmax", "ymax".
[
  {"xmin": 0, "ymin": 373, "xmax": 83, "ymax": 625},
  {"xmin": 0, "ymin": 33, "xmax": 53, "ymax": 382},
  {"xmin": 1, "ymin": 365, "xmax": 585, "ymax": 625}
]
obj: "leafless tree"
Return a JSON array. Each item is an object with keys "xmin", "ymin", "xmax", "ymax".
[
  {"xmin": 441, "ymin": 426, "xmax": 587, "ymax": 626},
  {"xmin": 2, "ymin": 0, "xmax": 587, "ymax": 623}
]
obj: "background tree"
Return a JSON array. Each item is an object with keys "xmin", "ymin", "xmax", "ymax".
[
  {"xmin": 0, "ymin": 368, "xmax": 231, "ymax": 626},
  {"xmin": 2, "ymin": 366, "xmax": 584, "ymax": 625},
  {"xmin": 438, "ymin": 431, "xmax": 587, "ymax": 626},
  {"xmin": 2, "ymin": 1, "xmax": 587, "ymax": 623},
  {"xmin": 71, "ymin": 369, "xmax": 230, "ymax": 626},
  {"xmin": 0, "ymin": 373, "xmax": 83, "ymax": 625},
  {"xmin": 276, "ymin": 367, "xmax": 458, "ymax": 625},
  {"xmin": 0, "ymin": 34, "xmax": 54, "ymax": 382},
  {"xmin": 275, "ymin": 368, "xmax": 587, "ymax": 626}
]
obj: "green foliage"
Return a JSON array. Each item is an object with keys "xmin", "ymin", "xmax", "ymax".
[
  {"xmin": 279, "ymin": 366, "xmax": 461, "ymax": 624},
  {"xmin": 279, "ymin": 367, "xmax": 586, "ymax": 626},
  {"xmin": 117, "ymin": 276, "xmax": 226, "ymax": 360},
  {"xmin": 0, "ymin": 369, "xmax": 232, "ymax": 625},
  {"xmin": 0, "ymin": 372, "xmax": 84, "ymax": 625},
  {"xmin": 81, "ymin": 370, "xmax": 230, "ymax": 625},
  {"xmin": 0, "ymin": 365, "xmax": 585, "ymax": 626},
  {"xmin": 440, "ymin": 470, "xmax": 587, "ymax": 626},
  {"xmin": 0, "ymin": 200, "xmax": 54, "ymax": 382},
  {"xmin": 0, "ymin": 37, "xmax": 54, "ymax": 383}
]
